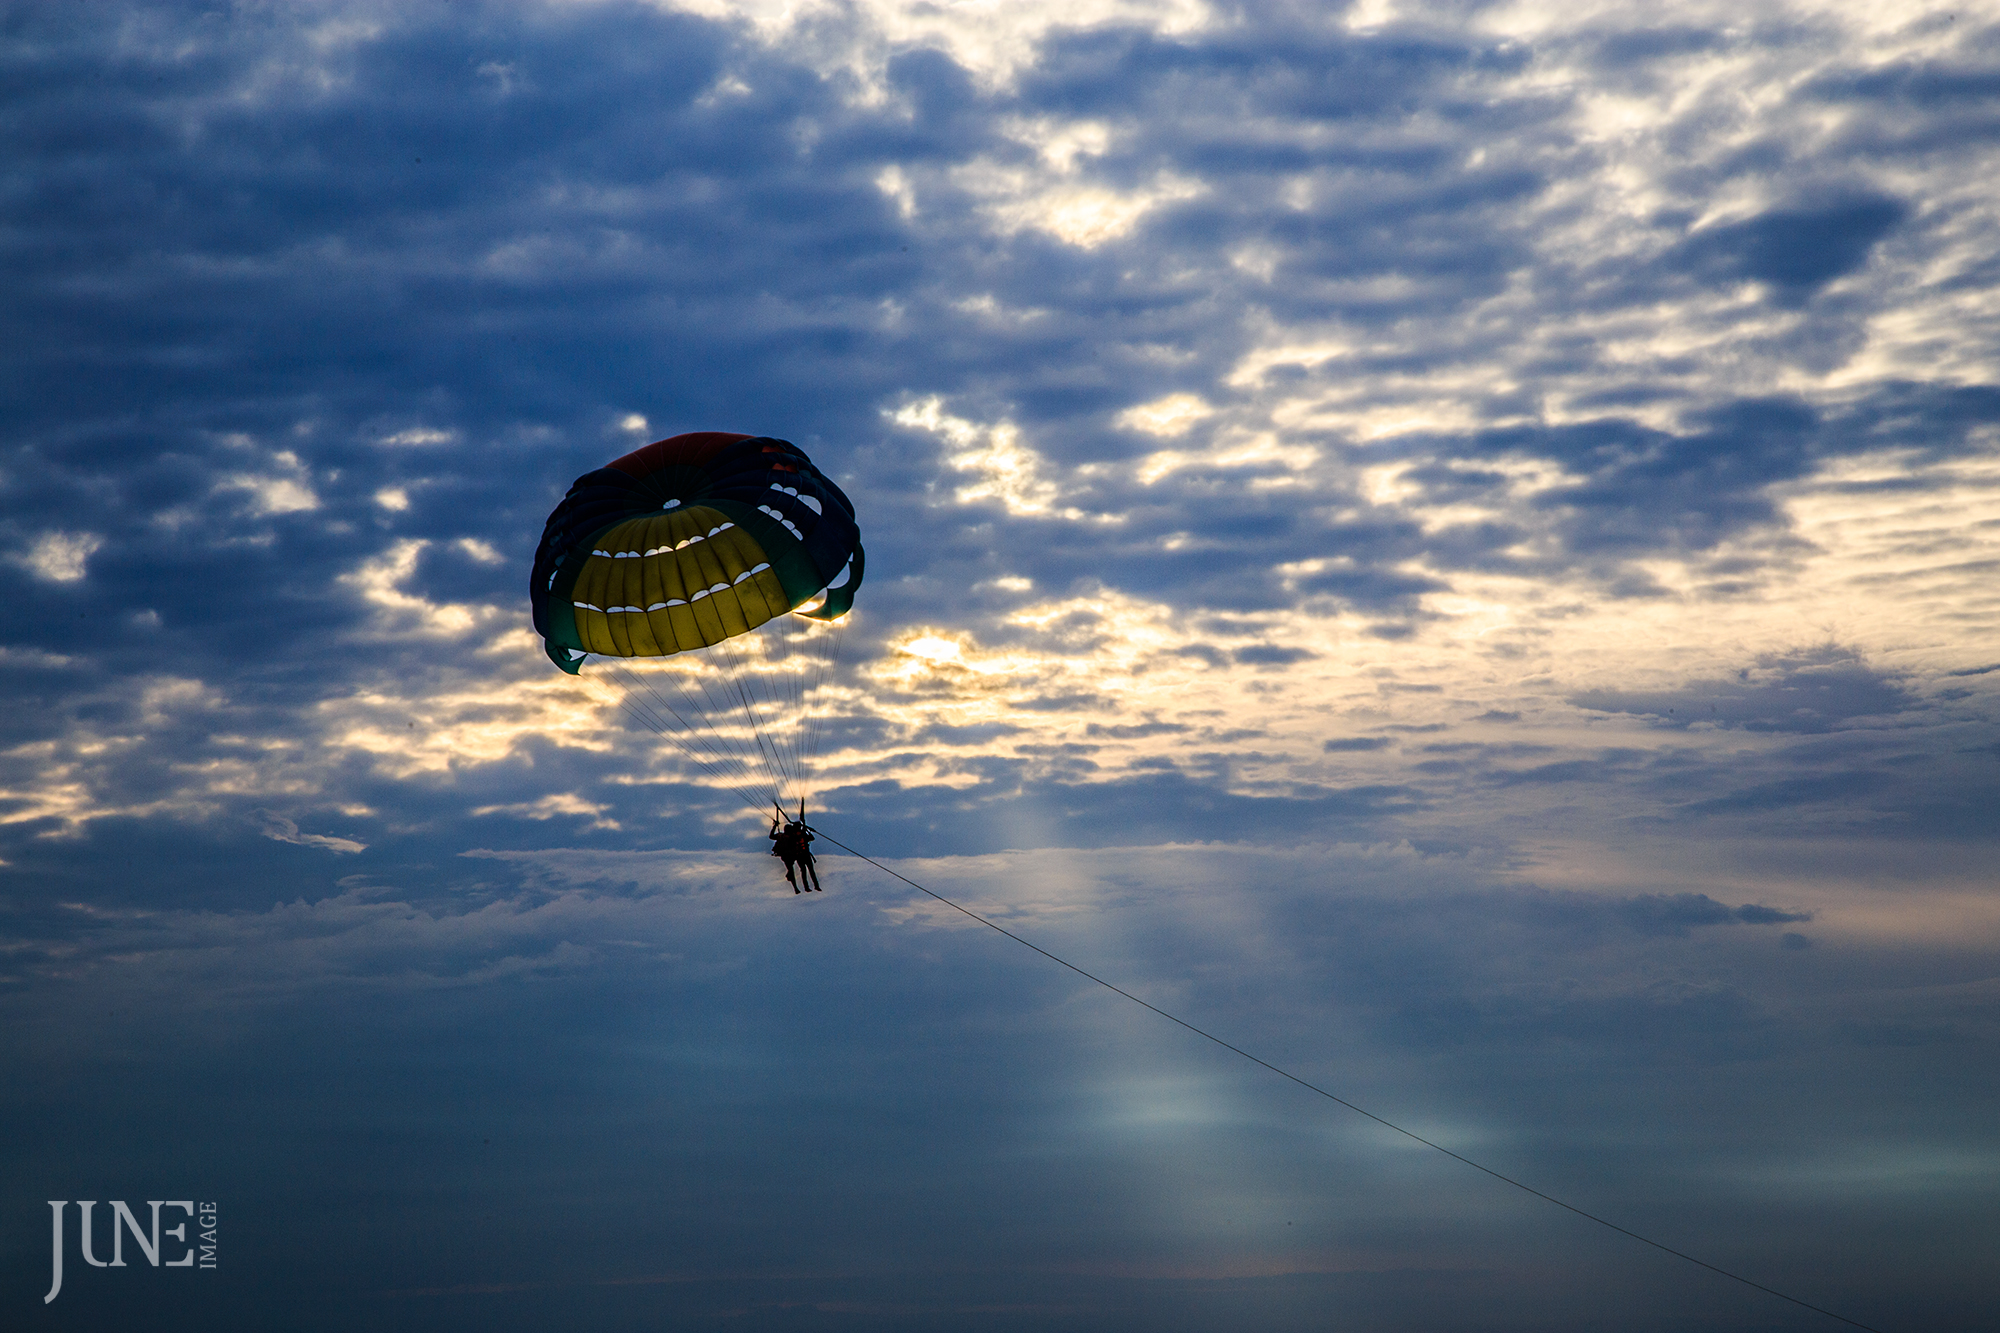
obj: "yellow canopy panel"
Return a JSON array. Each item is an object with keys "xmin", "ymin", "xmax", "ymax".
[{"xmin": 568, "ymin": 505, "xmax": 790, "ymax": 657}]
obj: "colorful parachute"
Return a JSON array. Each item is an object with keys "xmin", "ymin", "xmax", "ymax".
[
  {"xmin": 531, "ymin": 432, "xmax": 864, "ymax": 806},
  {"xmin": 532, "ymin": 432, "xmax": 862, "ymax": 670}
]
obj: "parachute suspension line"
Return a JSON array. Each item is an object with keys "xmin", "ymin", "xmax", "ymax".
[
  {"xmin": 796, "ymin": 615, "xmax": 847, "ymax": 789},
  {"xmin": 698, "ymin": 612, "xmax": 848, "ymax": 811},
  {"xmin": 602, "ymin": 668, "xmax": 727, "ymax": 781},
  {"xmin": 691, "ymin": 656, "xmax": 787, "ymax": 810},
  {"xmin": 743, "ymin": 635, "xmax": 801, "ymax": 801},
  {"xmin": 791, "ymin": 616, "xmax": 840, "ymax": 806},
  {"xmin": 813, "ymin": 830, "xmax": 1892, "ymax": 1333},
  {"xmin": 614, "ymin": 664, "xmax": 756, "ymax": 792},
  {"xmin": 591, "ymin": 612, "xmax": 848, "ymax": 815},
  {"xmin": 599, "ymin": 662, "xmax": 770, "ymax": 815},
  {"xmin": 786, "ymin": 614, "xmax": 841, "ymax": 800},
  {"xmin": 712, "ymin": 629, "xmax": 801, "ymax": 806},
  {"xmin": 779, "ymin": 622, "xmax": 820, "ymax": 800},
  {"xmin": 618, "ymin": 666, "xmax": 743, "ymax": 780},
  {"xmin": 604, "ymin": 706, "xmax": 767, "ymax": 817},
  {"xmin": 666, "ymin": 635, "xmax": 788, "ymax": 810}
]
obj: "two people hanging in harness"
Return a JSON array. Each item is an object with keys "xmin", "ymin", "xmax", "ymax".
[{"xmin": 770, "ymin": 802, "xmax": 821, "ymax": 894}]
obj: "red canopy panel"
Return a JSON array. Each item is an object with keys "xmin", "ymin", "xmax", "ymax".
[{"xmin": 607, "ymin": 431, "xmax": 754, "ymax": 476}]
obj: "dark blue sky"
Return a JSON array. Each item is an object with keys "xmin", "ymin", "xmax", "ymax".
[{"xmin": 4, "ymin": 2, "xmax": 1998, "ymax": 1330}]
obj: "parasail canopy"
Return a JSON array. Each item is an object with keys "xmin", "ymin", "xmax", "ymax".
[
  {"xmin": 531, "ymin": 431, "xmax": 863, "ymax": 673},
  {"xmin": 530, "ymin": 432, "xmax": 865, "ymax": 809}
]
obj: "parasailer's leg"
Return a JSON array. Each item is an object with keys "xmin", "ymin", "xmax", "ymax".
[
  {"xmin": 803, "ymin": 853, "xmax": 821, "ymax": 892},
  {"xmin": 782, "ymin": 857, "xmax": 800, "ymax": 892}
]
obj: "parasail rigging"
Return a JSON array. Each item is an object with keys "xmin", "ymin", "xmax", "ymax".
[{"xmin": 530, "ymin": 431, "xmax": 864, "ymax": 812}]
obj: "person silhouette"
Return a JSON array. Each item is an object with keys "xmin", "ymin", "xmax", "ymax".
[{"xmin": 769, "ymin": 811, "xmax": 820, "ymax": 892}]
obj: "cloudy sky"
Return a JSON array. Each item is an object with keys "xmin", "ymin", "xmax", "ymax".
[{"xmin": 4, "ymin": 0, "xmax": 1998, "ymax": 1328}]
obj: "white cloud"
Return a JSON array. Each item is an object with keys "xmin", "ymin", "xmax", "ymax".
[
  {"xmin": 338, "ymin": 540, "xmax": 484, "ymax": 635},
  {"xmin": 1131, "ymin": 431, "xmax": 1315, "ymax": 486},
  {"xmin": 378, "ymin": 427, "xmax": 457, "ymax": 446},
  {"xmin": 999, "ymin": 115, "xmax": 1112, "ymax": 172},
  {"xmin": 875, "ymin": 164, "xmax": 917, "ymax": 219},
  {"xmin": 470, "ymin": 793, "xmax": 620, "ymax": 829},
  {"xmin": 255, "ymin": 810, "xmax": 367, "ymax": 854},
  {"xmin": 890, "ymin": 395, "xmax": 1085, "ymax": 518},
  {"xmin": 1117, "ymin": 393, "xmax": 1215, "ymax": 438},
  {"xmin": 958, "ymin": 162, "xmax": 1206, "ymax": 249},
  {"xmin": 646, "ymin": 0, "xmax": 1213, "ymax": 92},
  {"xmin": 22, "ymin": 531, "xmax": 103, "ymax": 582},
  {"xmin": 216, "ymin": 449, "xmax": 320, "ymax": 515}
]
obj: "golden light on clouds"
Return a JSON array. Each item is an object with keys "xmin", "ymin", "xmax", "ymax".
[
  {"xmin": 899, "ymin": 635, "xmax": 966, "ymax": 664},
  {"xmin": 1117, "ymin": 393, "xmax": 1214, "ymax": 439},
  {"xmin": 891, "ymin": 395, "xmax": 1094, "ymax": 519}
]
